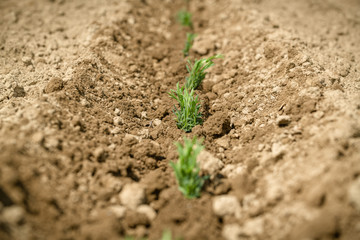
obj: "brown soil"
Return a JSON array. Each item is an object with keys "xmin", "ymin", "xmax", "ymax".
[{"xmin": 1, "ymin": 0, "xmax": 360, "ymax": 239}]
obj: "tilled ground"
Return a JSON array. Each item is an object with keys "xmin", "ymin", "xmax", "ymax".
[{"xmin": 0, "ymin": 0, "xmax": 360, "ymax": 239}]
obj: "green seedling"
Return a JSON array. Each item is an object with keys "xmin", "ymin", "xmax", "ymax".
[
  {"xmin": 183, "ymin": 33, "xmax": 196, "ymax": 57},
  {"xmin": 185, "ymin": 54, "xmax": 223, "ymax": 90},
  {"xmin": 177, "ymin": 10, "xmax": 193, "ymax": 29},
  {"xmin": 161, "ymin": 230, "xmax": 172, "ymax": 240},
  {"xmin": 170, "ymin": 136, "xmax": 205, "ymax": 199},
  {"xmin": 124, "ymin": 229, "xmax": 180, "ymax": 240},
  {"xmin": 168, "ymin": 83, "xmax": 202, "ymax": 132},
  {"xmin": 161, "ymin": 229, "xmax": 182, "ymax": 240}
]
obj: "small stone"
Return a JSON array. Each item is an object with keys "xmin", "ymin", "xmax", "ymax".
[
  {"xmin": 13, "ymin": 85, "xmax": 26, "ymax": 97},
  {"xmin": 271, "ymin": 142, "xmax": 286, "ymax": 160},
  {"xmin": 119, "ymin": 183, "xmax": 146, "ymax": 209},
  {"xmin": 21, "ymin": 56, "xmax": 32, "ymax": 66},
  {"xmin": 129, "ymin": 65, "xmax": 138, "ymax": 73},
  {"xmin": 348, "ymin": 178, "xmax": 360, "ymax": 211},
  {"xmin": 110, "ymin": 127, "xmax": 121, "ymax": 134},
  {"xmin": 44, "ymin": 77, "xmax": 64, "ymax": 93},
  {"xmin": 197, "ymin": 150, "xmax": 224, "ymax": 176},
  {"xmin": 212, "ymin": 195, "xmax": 241, "ymax": 218},
  {"xmin": 80, "ymin": 98, "xmax": 91, "ymax": 107},
  {"xmin": 2, "ymin": 206, "xmax": 24, "ymax": 224},
  {"xmin": 276, "ymin": 115, "xmax": 291, "ymax": 127},
  {"xmin": 114, "ymin": 108, "xmax": 121, "ymax": 116},
  {"xmin": 113, "ymin": 116, "xmax": 123, "ymax": 125},
  {"xmin": 221, "ymin": 164, "xmax": 247, "ymax": 179},
  {"xmin": 326, "ymin": 69, "xmax": 340, "ymax": 81},
  {"xmin": 138, "ymin": 128, "xmax": 149, "ymax": 138},
  {"xmin": 108, "ymin": 205, "xmax": 126, "ymax": 219},
  {"xmin": 215, "ymin": 136, "xmax": 230, "ymax": 149},
  {"xmin": 258, "ymin": 144, "xmax": 265, "ymax": 152},
  {"xmin": 128, "ymin": 17, "xmax": 135, "ymax": 25},
  {"xmin": 242, "ymin": 218, "xmax": 264, "ymax": 236},
  {"xmin": 102, "ymin": 175, "xmax": 123, "ymax": 192},
  {"xmin": 43, "ymin": 137, "xmax": 61, "ymax": 151},
  {"xmin": 192, "ymin": 37, "xmax": 214, "ymax": 55},
  {"xmin": 136, "ymin": 205, "xmax": 156, "ymax": 221},
  {"xmin": 32, "ymin": 132, "xmax": 44, "ymax": 144},
  {"xmin": 313, "ymin": 111, "xmax": 324, "ymax": 119},
  {"xmin": 222, "ymin": 224, "xmax": 242, "ymax": 240},
  {"xmin": 222, "ymin": 219, "xmax": 264, "ymax": 239},
  {"xmin": 93, "ymin": 147, "xmax": 108, "ymax": 162},
  {"xmin": 255, "ymin": 54, "xmax": 262, "ymax": 60},
  {"xmin": 123, "ymin": 134, "xmax": 140, "ymax": 146},
  {"xmin": 153, "ymin": 119, "xmax": 162, "ymax": 127}
]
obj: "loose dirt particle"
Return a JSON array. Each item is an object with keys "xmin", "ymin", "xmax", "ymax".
[
  {"xmin": 13, "ymin": 85, "xmax": 26, "ymax": 97},
  {"xmin": 1, "ymin": 0, "xmax": 359, "ymax": 239},
  {"xmin": 93, "ymin": 147, "xmax": 108, "ymax": 162},
  {"xmin": 204, "ymin": 111, "xmax": 231, "ymax": 137},
  {"xmin": 276, "ymin": 115, "xmax": 292, "ymax": 127},
  {"xmin": 119, "ymin": 183, "xmax": 146, "ymax": 210},
  {"xmin": 222, "ymin": 224, "xmax": 242, "ymax": 240},
  {"xmin": 136, "ymin": 205, "xmax": 157, "ymax": 221},
  {"xmin": 197, "ymin": 150, "xmax": 224, "ymax": 176},
  {"xmin": 2, "ymin": 206, "xmax": 24, "ymax": 225},
  {"xmin": 44, "ymin": 77, "xmax": 64, "ymax": 93},
  {"xmin": 212, "ymin": 195, "xmax": 241, "ymax": 218},
  {"xmin": 107, "ymin": 205, "xmax": 127, "ymax": 219}
]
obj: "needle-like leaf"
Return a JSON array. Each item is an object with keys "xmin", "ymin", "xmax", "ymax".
[
  {"xmin": 170, "ymin": 137, "xmax": 205, "ymax": 199},
  {"xmin": 185, "ymin": 54, "xmax": 223, "ymax": 90},
  {"xmin": 168, "ymin": 83, "xmax": 202, "ymax": 132},
  {"xmin": 183, "ymin": 33, "xmax": 197, "ymax": 57}
]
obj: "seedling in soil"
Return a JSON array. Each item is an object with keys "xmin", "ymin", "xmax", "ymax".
[
  {"xmin": 183, "ymin": 32, "xmax": 197, "ymax": 57},
  {"xmin": 170, "ymin": 137, "xmax": 205, "ymax": 199},
  {"xmin": 185, "ymin": 54, "xmax": 223, "ymax": 90},
  {"xmin": 161, "ymin": 229, "xmax": 183, "ymax": 240},
  {"xmin": 177, "ymin": 10, "xmax": 193, "ymax": 29},
  {"xmin": 125, "ymin": 229, "xmax": 180, "ymax": 240},
  {"xmin": 168, "ymin": 83, "xmax": 202, "ymax": 132}
]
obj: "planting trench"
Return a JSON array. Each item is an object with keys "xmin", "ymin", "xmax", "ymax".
[{"xmin": 0, "ymin": 0, "xmax": 360, "ymax": 239}]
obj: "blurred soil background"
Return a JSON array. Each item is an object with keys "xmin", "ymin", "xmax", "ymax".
[{"xmin": 0, "ymin": 0, "xmax": 359, "ymax": 239}]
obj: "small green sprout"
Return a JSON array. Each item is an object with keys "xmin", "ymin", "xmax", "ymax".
[
  {"xmin": 177, "ymin": 10, "xmax": 193, "ymax": 29},
  {"xmin": 124, "ymin": 229, "xmax": 180, "ymax": 240},
  {"xmin": 170, "ymin": 137, "xmax": 205, "ymax": 199},
  {"xmin": 168, "ymin": 83, "xmax": 202, "ymax": 132},
  {"xmin": 185, "ymin": 54, "xmax": 223, "ymax": 90},
  {"xmin": 161, "ymin": 230, "xmax": 172, "ymax": 240},
  {"xmin": 183, "ymin": 33, "xmax": 196, "ymax": 57}
]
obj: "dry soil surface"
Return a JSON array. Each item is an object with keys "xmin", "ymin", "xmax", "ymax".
[{"xmin": 1, "ymin": 0, "xmax": 360, "ymax": 239}]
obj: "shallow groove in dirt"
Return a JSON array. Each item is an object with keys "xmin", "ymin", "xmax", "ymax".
[{"xmin": 1, "ymin": 0, "xmax": 360, "ymax": 239}]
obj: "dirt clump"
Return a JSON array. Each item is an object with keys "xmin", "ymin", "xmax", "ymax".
[{"xmin": 0, "ymin": 0, "xmax": 360, "ymax": 239}]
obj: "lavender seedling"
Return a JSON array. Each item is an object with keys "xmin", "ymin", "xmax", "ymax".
[
  {"xmin": 183, "ymin": 33, "xmax": 196, "ymax": 57},
  {"xmin": 177, "ymin": 10, "xmax": 193, "ymax": 29},
  {"xmin": 168, "ymin": 83, "xmax": 202, "ymax": 132},
  {"xmin": 170, "ymin": 137, "xmax": 205, "ymax": 199},
  {"xmin": 185, "ymin": 54, "xmax": 223, "ymax": 90}
]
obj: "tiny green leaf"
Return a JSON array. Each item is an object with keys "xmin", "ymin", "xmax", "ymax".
[
  {"xmin": 177, "ymin": 10, "xmax": 193, "ymax": 29},
  {"xmin": 183, "ymin": 33, "xmax": 197, "ymax": 57},
  {"xmin": 168, "ymin": 83, "xmax": 202, "ymax": 132},
  {"xmin": 170, "ymin": 137, "xmax": 205, "ymax": 199},
  {"xmin": 185, "ymin": 54, "xmax": 223, "ymax": 90}
]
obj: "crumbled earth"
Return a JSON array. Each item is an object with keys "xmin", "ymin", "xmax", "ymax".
[{"xmin": 1, "ymin": 0, "xmax": 360, "ymax": 239}]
